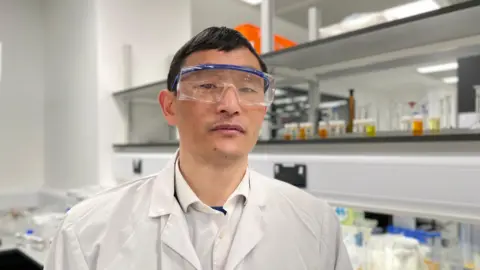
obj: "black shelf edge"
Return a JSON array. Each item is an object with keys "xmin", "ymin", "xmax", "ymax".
[
  {"xmin": 261, "ymin": 1, "xmax": 480, "ymax": 59},
  {"xmin": 113, "ymin": 132, "xmax": 480, "ymax": 149}
]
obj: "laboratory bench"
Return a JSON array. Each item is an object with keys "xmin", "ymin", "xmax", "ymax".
[
  {"xmin": 113, "ymin": 130, "xmax": 480, "ymax": 154},
  {"xmin": 112, "ymin": 129, "xmax": 480, "ymax": 225}
]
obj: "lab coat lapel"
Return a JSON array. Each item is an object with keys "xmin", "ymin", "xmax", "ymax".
[
  {"xmin": 148, "ymin": 151, "xmax": 201, "ymax": 270},
  {"xmin": 161, "ymin": 205, "xmax": 202, "ymax": 270},
  {"xmin": 225, "ymin": 171, "xmax": 267, "ymax": 270}
]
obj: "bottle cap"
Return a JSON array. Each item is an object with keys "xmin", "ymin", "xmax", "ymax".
[{"xmin": 26, "ymin": 229, "xmax": 34, "ymax": 235}]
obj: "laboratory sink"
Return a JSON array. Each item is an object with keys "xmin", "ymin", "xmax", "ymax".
[{"xmin": 0, "ymin": 249, "xmax": 42, "ymax": 270}]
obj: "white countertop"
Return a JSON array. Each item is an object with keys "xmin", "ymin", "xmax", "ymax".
[{"xmin": 0, "ymin": 236, "xmax": 46, "ymax": 266}]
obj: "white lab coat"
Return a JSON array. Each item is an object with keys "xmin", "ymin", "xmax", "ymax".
[{"xmin": 44, "ymin": 154, "xmax": 352, "ymax": 270}]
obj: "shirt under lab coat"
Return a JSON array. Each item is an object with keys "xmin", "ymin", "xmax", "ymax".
[{"xmin": 43, "ymin": 154, "xmax": 353, "ymax": 270}]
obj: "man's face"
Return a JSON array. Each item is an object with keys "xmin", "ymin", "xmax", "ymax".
[{"xmin": 160, "ymin": 48, "xmax": 267, "ymax": 160}]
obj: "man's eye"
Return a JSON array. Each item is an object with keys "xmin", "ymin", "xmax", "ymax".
[
  {"xmin": 239, "ymin": 87, "xmax": 257, "ymax": 93},
  {"xmin": 198, "ymin": 83, "xmax": 217, "ymax": 89}
]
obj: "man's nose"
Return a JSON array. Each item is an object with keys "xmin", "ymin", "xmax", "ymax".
[{"xmin": 216, "ymin": 87, "xmax": 241, "ymax": 115}]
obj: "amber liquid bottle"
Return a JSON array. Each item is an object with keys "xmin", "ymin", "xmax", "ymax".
[{"xmin": 346, "ymin": 89, "xmax": 355, "ymax": 133}]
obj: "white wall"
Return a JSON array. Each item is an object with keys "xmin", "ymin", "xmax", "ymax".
[
  {"xmin": 0, "ymin": 0, "xmax": 193, "ymax": 192},
  {"xmin": 0, "ymin": 0, "xmax": 45, "ymax": 193},
  {"xmin": 191, "ymin": 0, "xmax": 308, "ymax": 44},
  {"xmin": 96, "ymin": 0, "xmax": 193, "ymax": 185},
  {"xmin": 44, "ymin": 0, "xmax": 99, "ymax": 189}
]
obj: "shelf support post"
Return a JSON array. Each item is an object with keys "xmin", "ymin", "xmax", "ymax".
[
  {"xmin": 308, "ymin": 6, "xmax": 320, "ymax": 41},
  {"xmin": 308, "ymin": 80, "xmax": 320, "ymax": 132},
  {"xmin": 261, "ymin": 0, "xmax": 275, "ymax": 54}
]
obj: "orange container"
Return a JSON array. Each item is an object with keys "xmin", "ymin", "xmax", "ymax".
[{"xmin": 235, "ymin": 24, "xmax": 297, "ymax": 54}]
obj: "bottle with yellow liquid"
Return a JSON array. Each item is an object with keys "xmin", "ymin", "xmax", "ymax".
[
  {"xmin": 283, "ymin": 124, "xmax": 291, "ymax": 140},
  {"xmin": 412, "ymin": 113, "xmax": 424, "ymax": 136},
  {"xmin": 366, "ymin": 124, "xmax": 376, "ymax": 137},
  {"xmin": 298, "ymin": 123, "xmax": 307, "ymax": 140},
  {"xmin": 318, "ymin": 121, "xmax": 328, "ymax": 139},
  {"xmin": 428, "ymin": 117, "xmax": 441, "ymax": 134}
]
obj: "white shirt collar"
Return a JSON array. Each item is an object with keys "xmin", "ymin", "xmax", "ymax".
[{"xmin": 174, "ymin": 159, "xmax": 250, "ymax": 214}]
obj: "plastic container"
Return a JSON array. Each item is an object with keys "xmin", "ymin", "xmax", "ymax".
[
  {"xmin": 318, "ymin": 121, "xmax": 329, "ymax": 138},
  {"xmin": 473, "ymin": 225, "xmax": 480, "ymax": 270},
  {"xmin": 298, "ymin": 122, "xmax": 313, "ymax": 140},
  {"xmin": 15, "ymin": 229, "xmax": 47, "ymax": 251},
  {"xmin": 366, "ymin": 125, "xmax": 376, "ymax": 137},
  {"xmin": 234, "ymin": 24, "xmax": 297, "ymax": 54},
  {"xmin": 412, "ymin": 113, "xmax": 424, "ymax": 136},
  {"xmin": 428, "ymin": 117, "xmax": 441, "ymax": 134},
  {"xmin": 283, "ymin": 124, "xmax": 293, "ymax": 140},
  {"xmin": 366, "ymin": 234, "xmax": 428, "ymax": 270},
  {"xmin": 400, "ymin": 116, "xmax": 412, "ymax": 131},
  {"xmin": 460, "ymin": 224, "xmax": 475, "ymax": 269},
  {"xmin": 423, "ymin": 231, "xmax": 442, "ymax": 270},
  {"xmin": 283, "ymin": 123, "xmax": 298, "ymax": 140},
  {"xmin": 365, "ymin": 119, "xmax": 376, "ymax": 137},
  {"xmin": 329, "ymin": 120, "xmax": 345, "ymax": 136}
]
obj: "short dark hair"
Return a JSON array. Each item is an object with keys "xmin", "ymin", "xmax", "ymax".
[{"xmin": 167, "ymin": 26, "xmax": 268, "ymax": 91}]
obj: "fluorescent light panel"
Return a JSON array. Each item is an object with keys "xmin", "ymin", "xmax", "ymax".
[
  {"xmin": 383, "ymin": 0, "xmax": 440, "ymax": 20},
  {"xmin": 443, "ymin": 77, "xmax": 458, "ymax": 84},
  {"xmin": 417, "ymin": 62, "xmax": 458, "ymax": 74},
  {"xmin": 240, "ymin": 0, "xmax": 262, "ymax": 5}
]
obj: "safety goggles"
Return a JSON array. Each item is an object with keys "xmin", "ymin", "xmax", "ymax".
[{"xmin": 172, "ymin": 64, "xmax": 276, "ymax": 106}]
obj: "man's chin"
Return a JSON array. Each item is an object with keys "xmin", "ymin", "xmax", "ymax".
[{"xmin": 211, "ymin": 142, "xmax": 247, "ymax": 158}]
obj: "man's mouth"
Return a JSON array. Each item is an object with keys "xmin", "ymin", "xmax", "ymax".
[{"xmin": 211, "ymin": 124, "xmax": 246, "ymax": 134}]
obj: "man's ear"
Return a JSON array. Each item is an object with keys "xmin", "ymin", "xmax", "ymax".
[{"xmin": 158, "ymin": 90, "xmax": 177, "ymax": 125}]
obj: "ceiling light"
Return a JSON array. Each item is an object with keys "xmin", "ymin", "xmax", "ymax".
[
  {"xmin": 240, "ymin": 0, "xmax": 262, "ymax": 5},
  {"xmin": 383, "ymin": 0, "xmax": 440, "ymax": 20},
  {"xmin": 417, "ymin": 62, "xmax": 458, "ymax": 74},
  {"xmin": 443, "ymin": 77, "xmax": 458, "ymax": 84}
]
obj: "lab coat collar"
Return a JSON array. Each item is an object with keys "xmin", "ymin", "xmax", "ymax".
[
  {"xmin": 148, "ymin": 151, "xmax": 178, "ymax": 217},
  {"xmin": 148, "ymin": 150, "xmax": 268, "ymax": 270},
  {"xmin": 148, "ymin": 150, "xmax": 266, "ymax": 218},
  {"xmin": 175, "ymin": 158, "xmax": 251, "ymax": 214}
]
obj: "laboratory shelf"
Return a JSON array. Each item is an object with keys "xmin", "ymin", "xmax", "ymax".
[
  {"xmin": 113, "ymin": 79, "xmax": 167, "ymax": 103},
  {"xmin": 264, "ymin": 1, "xmax": 480, "ymax": 81},
  {"xmin": 111, "ymin": 2, "xmax": 480, "ymax": 103}
]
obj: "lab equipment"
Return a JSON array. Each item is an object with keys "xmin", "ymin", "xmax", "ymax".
[
  {"xmin": 428, "ymin": 117, "xmax": 441, "ymax": 134},
  {"xmin": 460, "ymin": 224, "xmax": 475, "ymax": 269},
  {"xmin": 423, "ymin": 231, "xmax": 442, "ymax": 270},
  {"xmin": 172, "ymin": 64, "xmax": 276, "ymax": 106},
  {"xmin": 412, "ymin": 113, "xmax": 424, "ymax": 136},
  {"xmin": 471, "ymin": 86, "xmax": 480, "ymax": 129},
  {"xmin": 473, "ymin": 225, "xmax": 480, "ymax": 269},
  {"xmin": 366, "ymin": 124, "xmax": 376, "ymax": 137},
  {"xmin": 283, "ymin": 123, "xmax": 299, "ymax": 140},
  {"xmin": 318, "ymin": 121, "xmax": 329, "ymax": 138},
  {"xmin": 15, "ymin": 230, "xmax": 46, "ymax": 252},
  {"xmin": 298, "ymin": 122, "xmax": 313, "ymax": 140},
  {"xmin": 365, "ymin": 234, "xmax": 428, "ymax": 270},
  {"xmin": 329, "ymin": 120, "xmax": 346, "ymax": 136},
  {"xmin": 346, "ymin": 89, "xmax": 355, "ymax": 133}
]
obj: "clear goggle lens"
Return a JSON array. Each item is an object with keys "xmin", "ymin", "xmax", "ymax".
[{"xmin": 174, "ymin": 64, "xmax": 275, "ymax": 106}]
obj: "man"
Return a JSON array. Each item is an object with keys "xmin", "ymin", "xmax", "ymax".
[{"xmin": 44, "ymin": 26, "xmax": 352, "ymax": 270}]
